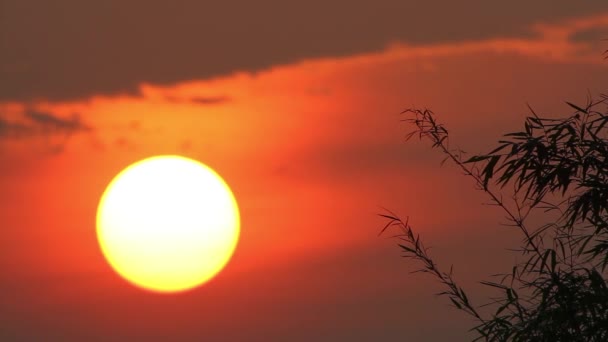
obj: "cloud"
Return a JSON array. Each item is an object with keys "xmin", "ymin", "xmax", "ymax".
[
  {"xmin": 0, "ymin": 109, "xmax": 90, "ymax": 140},
  {"xmin": 166, "ymin": 95, "xmax": 231, "ymax": 105},
  {"xmin": 4, "ymin": 12, "xmax": 607, "ymax": 160},
  {"xmin": 189, "ymin": 96, "xmax": 231, "ymax": 105},
  {"xmin": 381, "ymin": 13, "xmax": 608, "ymax": 64},
  {"xmin": 1, "ymin": 0, "xmax": 607, "ymax": 101}
]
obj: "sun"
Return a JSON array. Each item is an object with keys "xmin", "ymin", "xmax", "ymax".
[{"xmin": 96, "ymin": 155, "xmax": 240, "ymax": 293}]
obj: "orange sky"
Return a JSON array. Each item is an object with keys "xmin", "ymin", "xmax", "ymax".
[{"xmin": 1, "ymin": 10, "xmax": 608, "ymax": 341}]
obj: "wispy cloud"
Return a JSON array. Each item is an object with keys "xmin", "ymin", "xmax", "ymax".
[
  {"xmin": 162, "ymin": 94, "xmax": 231, "ymax": 105},
  {"xmin": 370, "ymin": 13, "xmax": 608, "ymax": 65},
  {"xmin": 189, "ymin": 96, "xmax": 231, "ymax": 105},
  {"xmin": 0, "ymin": 108, "xmax": 90, "ymax": 140}
]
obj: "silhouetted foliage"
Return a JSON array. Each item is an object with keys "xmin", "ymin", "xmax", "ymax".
[{"xmin": 382, "ymin": 96, "xmax": 608, "ymax": 341}]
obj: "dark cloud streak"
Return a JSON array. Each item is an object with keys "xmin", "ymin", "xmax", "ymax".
[
  {"xmin": 164, "ymin": 95, "xmax": 231, "ymax": 105},
  {"xmin": 0, "ymin": 110, "xmax": 90, "ymax": 140},
  {"xmin": 189, "ymin": 96, "xmax": 231, "ymax": 105}
]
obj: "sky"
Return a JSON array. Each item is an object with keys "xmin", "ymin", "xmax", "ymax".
[{"xmin": 1, "ymin": 1, "xmax": 608, "ymax": 341}]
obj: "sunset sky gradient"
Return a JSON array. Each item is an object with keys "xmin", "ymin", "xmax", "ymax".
[{"xmin": 1, "ymin": 2, "xmax": 608, "ymax": 341}]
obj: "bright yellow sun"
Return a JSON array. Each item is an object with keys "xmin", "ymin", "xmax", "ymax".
[{"xmin": 96, "ymin": 155, "xmax": 240, "ymax": 293}]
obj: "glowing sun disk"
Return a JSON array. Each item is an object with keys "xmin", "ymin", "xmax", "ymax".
[{"xmin": 96, "ymin": 155, "xmax": 240, "ymax": 293}]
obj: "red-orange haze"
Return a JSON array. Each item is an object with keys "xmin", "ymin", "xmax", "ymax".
[{"xmin": 1, "ymin": 11, "xmax": 608, "ymax": 341}]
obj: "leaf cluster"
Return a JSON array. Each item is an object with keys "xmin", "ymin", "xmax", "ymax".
[{"xmin": 383, "ymin": 99, "xmax": 608, "ymax": 341}]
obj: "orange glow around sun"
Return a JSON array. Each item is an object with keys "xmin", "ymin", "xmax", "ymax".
[{"xmin": 96, "ymin": 155, "xmax": 240, "ymax": 293}]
